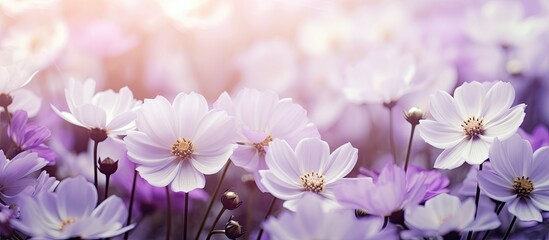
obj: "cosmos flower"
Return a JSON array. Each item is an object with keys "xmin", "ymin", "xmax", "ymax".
[
  {"xmin": 259, "ymin": 138, "xmax": 358, "ymax": 210},
  {"xmin": 51, "ymin": 78, "xmax": 141, "ymax": 137},
  {"xmin": 214, "ymin": 89, "xmax": 319, "ymax": 173},
  {"xmin": 334, "ymin": 164, "xmax": 426, "ymax": 217},
  {"xmin": 125, "ymin": 92, "xmax": 237, "ymax": 192},
  {"xmin": 478, "ymin": 135, "xmax": 549, "ymax": 222},
  {"xmin": 11, "ymin": 176, "xmax": 133, "ymax": 239},
  {"xmin": 418, "ymin": 81, "xmax": 526, "ymax": 169},
  {"xmin": 8, "ymin": 110, "xmax": 56, "ymax": 163},
  {"xmin": 263, "ymin": 194, "xmax": 397, "ymax": 240},
  {"xmin": 0, "ymin": 62, "xmax": 37, "ymax": 96},
  {"xmin": 403, "ymin": 193, "xmax": 500, "ymax": 239},
  {"xmin": 0, "ymin": 150, "xmax": 47, "ymax": 204}
]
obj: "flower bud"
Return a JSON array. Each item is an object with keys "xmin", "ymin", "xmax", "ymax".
[
  {"xmin": 0, "ymin": 93, "xmax": 13, "ymax": 109},
  {"xmin": 354, "ymin": 209, "xmax": 368, "ymax": 218},
  {"xmin": 225, "ymin": 216, "xmax": 244, "ymax": 239},
  {"xmin": 404, "ymin": 107, "xmax": 424, "ymax": 125},
  {"xmin": 90, "ymin": 128, "xmax": 108, "ymax": 142},
  {"xmin": 98, "ymin": 157, "xmax": 119, "ymax": 176},
  {"xmin": 221, "ymin": 191, "xmax": 242, "ymax": 210}
]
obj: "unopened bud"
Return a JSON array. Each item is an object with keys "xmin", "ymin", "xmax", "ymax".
[
  {"xmin": 404, "ymin": 107, "xmax": 424, "ymax": 126},
  {"xmin": 0, "ymin": 93, "xmax": 13, "ymax": 109},
  {"xmin": 98, "ymin": 157, "xmax": 119, "ymax": 176},
  {"xmin": 90, "ymin": 128, "xmax": 108, "ymax": 142},
  {"xmin": 225, "ymin": 216, "xmax": 244, "ymax": 239},
  {"xmin": 221, "ymin": 191, "xmax": 242, "ymax": 210}
]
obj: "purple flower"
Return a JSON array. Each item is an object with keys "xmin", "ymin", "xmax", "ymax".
[
  {"xmin": 0, "ymin": 204, "xmax": 18, "ymax": 236},
  {"xmin": 8, "ymin": 110, "xmax": 56, "ymax": 164},
  {"xmin": 419, "ymin": 81, "xmax": 526, "ymax": 169},
  {"xmin": 519, "ymin": 125, "xmax": 549, "ymax": 150},
  {"xmin": 478, "ymin": 134, "xmax": 549, "ymax": 221},
  {"xmin": 125, "ymin": 92, "xmax": 237, "ymax": 192},
  {"xmin": 403, "ymin": 193, "xmax": 500, "ymax": 239},
  {"xmin": 11, "ymin": 176, "xmax": 133, "ymax": 239},
  {"xmin": 0, "ymin": 150, "xmax": 47, "ymax": 204},
  {"xmin": 214, "ymin": 89, "xmax": 320, "ymax": 173},
  {"xmin": 334, "ymin": 164, "xmax": 426, "ymax": 217},
  {"xmin": 262, "ymin": 194, "xmax": 398, "ymax": 240},
  {"xmin": 259, "ymin": 138, "xmax": 358, "ymax": 210}
]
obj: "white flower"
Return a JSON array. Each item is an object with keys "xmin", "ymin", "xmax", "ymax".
[
  {"xmin": 51, "ymin": 78, "xmax": 141, "ymax": 136},
  {"xmin": 419, "ymin": 81, "xmax": 526, "ymax": 169}
]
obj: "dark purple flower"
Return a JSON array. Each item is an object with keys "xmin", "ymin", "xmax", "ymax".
[{"xmin": 8, "ymin": 110, "xmax": 56, "ymax": 164}]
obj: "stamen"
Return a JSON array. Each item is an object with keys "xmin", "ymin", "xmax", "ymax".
[
  {"xmin": 513, "ymin": 176, "xmax": 534, "ymax": 197},
  {"xmin": 300, "ymin": 171, "xmax": 325, "ymax": 193},
  {"xmin": 171, "ymin": 138, "xmax": 194, "ymax": 160},
  {"xmin": 253, "ymin": 135, "xmax": 273, "ymax": 155},
  {"xmin": 461, "ymin": 116, "xmax": 484, "ymax": 138},
  {"xmin": 60, "ymin": 218, "xmax": 77, "ymax": 230}
]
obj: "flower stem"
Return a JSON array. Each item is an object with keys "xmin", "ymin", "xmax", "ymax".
[
  {"xmin": 206, "ymin": 230, "xmax": 225, "ymax": 240},
  {"xmin": 206, "ymin": 208, "xmax": 226, "ymax": 240},
  {"xmin": 245, "ymin": 189, "xmax": 255, "ymax": 239},
  {"xmin": 467, "ymin": 162, "xmax": 484, "ymax": 240},
  {"xmin": 502, "ymin": 216, "xmax": 517, "ymax": 240},
  {"xmin": 194, "ymin": 162, "xmax": 231, "ymax": 240},
  {"xmin": 481, "ymin": 202, "xmax": 506, "ymax": 240},
  {"xmin": 93, "ymin": 140, "xmax": 99, "ymax": 196},
  {"xmin": 256, "ymin": 196, "xmax": 277, "ymax": 240},
  {"xmin": 124, "ymin": 170, "xmax": 138, "ymax": 240},
  {"xmin": 404, "ymin": 124, "xmax": 417, "ymax": 172},
  {"xmin": 104, "ymin": 174, "xmax": 110, "ymax": 200},
  {"xmin": 385, "ymin": 103, "xmax": 398, "ymax": 163},
  {"xmin": 166, "ymin": 186, "xmax": 172, "ymax": 240},
  {"xmin": 184, "ymin": 192, "xmax": 189, "ymax": 240},
  {"xmin": 382, "ymin": 216, "xmax": 389, "ymax": 229}
]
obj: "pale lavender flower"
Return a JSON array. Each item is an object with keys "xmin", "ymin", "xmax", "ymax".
[
  {"xmin": 125, "ymin": 92, "xmax": 237, "ymax": 192},
  {"xmin": 419, "ymin": 81, "xmax": 526, "ymax": 169},
  {"xmin": 478, "ymin": 134, "xmax": 549, "ymax": 222},
  {"xmin": 11, "ymin": 176, "xmax": 133, "ymax": 239},
  {"xmin": 0, "ymin": 150, "xmax": 47, "ymax": 204},
  {"xmin": 0, "ymin": 89, "xmax": 41, "ymax": 117},
  {"xmin": 263, "ymin": 194, "xmax": 397, "ymax": 240},
  {"xmin": 51, "ymin": 78, "xmax": 141, "ymax": 137},
  {"xmin": 214, "ymin": 89, "xmax": 319, "ymax": 177},
  {"xmin": 0, "ymin": 61, "xmax": 37, "ymax": 96},
  {"xmin": 0, "ymin": 204, "xmax": 18, "ymax": 236},
  {"xmin": 259, "ymin": 138, "xmax": 358, "ymax": 211},
  {"xmin": 403, "ymin": 193, "xmax": 500, "ymax": 239},
  {"xmin": 31, "ymin": 170, "xmax": 58, "ymax": 197},
  {"xmin": 8, "ymin": 110, "xmax": 56, "ymax": 164},
  {"xmin": 334, "ymin": 164, "xmax": 426, "ymax": 217},
  {"xmin": 519, "ymin": 125, "xmax": 549, "ymax": 150}
]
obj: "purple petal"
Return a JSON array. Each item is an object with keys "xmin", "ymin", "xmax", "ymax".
[{"xmin": 477, "ymin": 170, "xmax": 515, "ymax": 202}]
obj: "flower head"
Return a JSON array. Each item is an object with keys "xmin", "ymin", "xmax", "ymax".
[
  {"xmin": 419, "ymin": 81, "xmax": 526, "ymax": 169},
  {"xmin": 8, "ymin": 110, "xmax": 56, "ymax": 164},
  {"xmin": 259, "ymin": 138, "xmax": 358, "ymax": 211},
  {"xmin": 0, "ymin": 151, "xmax": 47, "ymax": 204},
  {"xmin": 51, "ymin": 78, "xmax": 141, "ymax": 137},
  {"xmin": 263, "ymin": 194, "xmax": 397, "ymax": 240},
  {"xmin": 125, "ymin": 92, "xmax": 237, "ymax": 192},
  {"xmin": 214, "ymin": 89, "xmax": 319, "ymax": 173},
  {"xmin": 335, "ymin": 164, "xmax": 426, "ymax": 217},
  {"xmin": 403, "ymin": 193, "xmax": 500, "ymax": 239},
  {"xmin": 478, "ymin": 134, "xmax": 549, "ymax": 222},
  {"xmin": 11, "ymin": 176, "xmax": 133, "ymax": 239}
]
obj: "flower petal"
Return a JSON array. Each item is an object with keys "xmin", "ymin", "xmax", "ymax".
[
  {"xmin": 418, "ymin": 120, "xmax": 465, "ymax": 149},
  {"xmin": 507, "ymin": 197, "xmax": 542, "ymax": 222},
  {"xmin": 322, "ymin": 142, "xmax": 357, "ymax": 183},
  {"xmin": 259, "ymin": 170, "xmax": 302, "ymax": 200},
  {"xmin": 56, "ymin": 176, "xmax": 97, "ymax": 220},
  {"xmin": 481, "ymin": 82, "xmax": 515, "ymax": 123},
  {"xmin": 296, "ymin": 138, "xmax": 329, "ymax": 174},
  {"xmin": 171, "ymin": 161, "xmax": 205, "ymax": 192},
  {"xmin": 477, "ymin": 170, "xmax": 515, "ymax": 202},
  {"xmin": 137, "ymin": 160, "xmax": 180, "ymax": 188},
  {"xmin": 429, "ymin": 91, "xmax": 465, "ymax": 127},
  {"xmin": 173, "ymin": 92, "xmax": 209, "ymax": 137},
  {"xmin": 453, "ymin": 81, "xmax": 484, "ymax": 118},
  {"xmin": 433, "ymin": 140, "xmax": 469, "ymax": 169},
  {"xmin": 530, "ymin": 147, "xmax": 549, "ymax": 186},
  {"xmin": 265, "ymin": 139, "xmax": 302, "ymax": 185},
  {"xmin": 483, "ymin": 104, "xmax": 526, "ymax": 139}
]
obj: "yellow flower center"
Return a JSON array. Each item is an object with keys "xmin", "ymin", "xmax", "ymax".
[
  {"xmin": 461, "ymin": 116, "xmax": 484, "ymax": 138},
  {"xmin": 253, "ymin": 135, "xmax": 273, "ymax": 155},
  {"xmin": 171, "ymin": 138, "xmax": 194, "ymax": 160},
  {"xmin": 513, "ymin": 176, "xmax": 534, "ymax": 197},
  {"xmin": 59, "ymin": 217, "xmax": 77, "ymax": 231},
  {"xmin": 300, "ymin": 171, "xmax": 325, "ymax": 193}
]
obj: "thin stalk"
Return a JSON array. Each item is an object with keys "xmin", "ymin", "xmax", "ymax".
[
  {"xmin": 382, "ymin": 216, "xmax": 389, "ymax": 229},
  {"xmin": 245, "ymin": 189, "xmax": 255, "ymax": 239},
  {"xmin": 166, "ymin": 187, "xmax": 172, "ymax": 240},
  {"xmin": 206, "ymin": 208, "xmax": 226, "ymax": 240},
  {"xmin": 206, "ymin": 230, "xmax": 225, "ymax": 240},
  {"xmin": 104, "ymin": 174, "xmax": 111, "ymax": 200},
  {"xmin": 404, "ymin": 124, "xmax": 417, "ymax": 172},
  {"xmin": 467, "ymin": 162, "xmax": 484, "ymax": 240},
  {"xmin": 93, "ymin": 140, "xmax": 99, "ymax": 194},
  {"xmin": 481, "ymin": 202, "xmax": 506, "ymax": 240},
  {"xmin": 502, "ymin": 216, "xmax": 517, "ymax": 240},
  {"xmin": 387, "ymin": 104, "xmax": 397, "ymax": 163},
  {"xmin": 256, "ymin": 197, "xmax": 277, "ymax": 240},
  {"xmin": 3, "ymin": 106, "xmax": 10, "ymax": 125},
  {"xmin": 194, "ymin": 162, "xmax": 231, "ymax": 240},
  {"xmin": 184, "ymin": 192, "xmax": 189, "ymax": 240},
  {"xmin": 123, "ymin": 170, "xmax": 138, "ymax": 240}
]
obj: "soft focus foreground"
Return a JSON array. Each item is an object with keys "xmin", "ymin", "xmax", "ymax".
[{"xmin": 1, "ymin": 0, "xmax": 549, "ymax": 239}]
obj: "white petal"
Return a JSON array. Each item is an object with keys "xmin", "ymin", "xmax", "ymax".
[
  {"xmin": 124, "ymin": 131, "xmax": 174, "ymax": 166},
  {"xmin": 489, "ymin": 135, "xmax": 532, "ymax": 180},
  {"xmin": 530, "ymin": 147, "xmax": 549, "ymax": 186},
  {"xmin": 483, "ymin": 104, "xmax": 526, "ymax": 139},
  {"xmin": 73, "ymin": 104, "xmax": 107, "ymax": 129},
  {"xmin": 465, "ymin": 139, "xmax": 490, "ymax": 165},
  {"xmin": 192, "ymin": 110, "xmax": 236, "ymax": 154},
  {"xmin": 171, "ymin": 161, "xmax": 205, "ymax": 192},
  {"xmin": 56, "ymin": 176, "xmax": 97, "ymax": 220},
  {"xmin": 429, "ymin": 91, "xmax": 465, "ymax": 127},
  {"xmin": 295, "ymin": 138, "xmax": 329, "ymax": 174},
  {"xmin": 507, "ymin": 197, "xmax": 542, "ymax": 222},
  {"xmin": 433, "ymin": 140, "xmax": 469, "ymax": 169},
  {"xmin": 418, "ymin": 120, "xmax": 465, "ymax": 149},
  {"xmin": 481, "ymin": 82, "xmax": 515, "ymax": 123},
  {"xmin": 137, "ymin": 160, "xmax": 180, "ymax": 187},
  {"xmin": 322, "ymin": 142, "xmax": 358, "ymax": 183},
  {"xmin": 454, "ymin": 81, "xmax": 484, "ymax": 118},
  {"xmin": 259, "ymin": 170, "xmax": 302, "ymax": 200},
  {"xmin": 135, "ymin": 96, "xmax": 177, "ymax": 147},
  {"xmin": 265, "ymin": 139, "xmax": 302, "ymax": 185},
  {"xmin": 173, "ymin": 92, "xmax": 209, "ymax": 137},
  {"xmin": 477, "ymin": 170, "xmax": 516, "ymax": 202},
  {"xmin": 50, "ymin": 105, "xmax": 86, "ymax": 128},
  {"xmin": 190, "ymin": 149, "xmax": 231, "ymax": 175}
]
